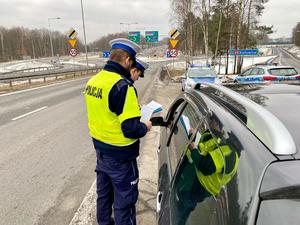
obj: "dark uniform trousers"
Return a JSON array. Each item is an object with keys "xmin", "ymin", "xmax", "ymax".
[{"xmin": 95, "ymin": 150, "xmax": 139, "ymax": 225}]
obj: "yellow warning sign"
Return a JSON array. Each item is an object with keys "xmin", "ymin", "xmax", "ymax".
[
  {"xmin": 68, "ymin": 39, "xmax": 77, "ymax": 48},
  {"xmin": 68, "ymin": 28, "xmax": 77, "ymax": 39},
  {"xmin": 169, "ymin": 28, "xmax": 180, "ymax": 39},
  {"xmin": 169, "ymin": 39, "xmax": 179, "ymax": 48}
]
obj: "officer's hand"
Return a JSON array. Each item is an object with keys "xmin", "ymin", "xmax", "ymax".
[
  {"xmin": 188, "ymin": 142, "xmax": 197, "ymax": 150},
  {"xmin": 144, "ymin": 120, "xmax": 152, "ymax": 131}
]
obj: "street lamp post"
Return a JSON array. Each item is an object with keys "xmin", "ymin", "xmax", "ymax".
[
  {"xmin": 80, "ymin": 0, "xmax": 89, "ymax": 69},
  {"xmin": 48, "ymin": 17, "xmax": 60, "ymax": 58},
  {"xmin": 120, "ymin": 22, "xmax": 138, "ymax": 33}
]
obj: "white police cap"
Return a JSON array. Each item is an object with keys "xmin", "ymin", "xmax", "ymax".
[
  {"xmin": 109, "ymin": 38, "xmax": 141, "ymax": 57},
  {"xmin": 135, "ymin": 58, "xmax": 149, "ymax": 77}
]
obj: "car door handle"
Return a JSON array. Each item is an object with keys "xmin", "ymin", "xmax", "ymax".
[{"xmin": 156, "ymin": 191, "xmax": 163, "ymax": 213}]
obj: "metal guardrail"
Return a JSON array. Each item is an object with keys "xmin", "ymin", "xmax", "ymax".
[{"xmin": 0, "ymin": 67, "xmax": 102, "ymax": 88}]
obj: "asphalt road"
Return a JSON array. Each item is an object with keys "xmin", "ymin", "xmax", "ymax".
[
  {"xmin": 0, "ymin": 62, "xmax": 164, "ymax": 225},
  {"xmin": 275, "ymin": 48, "xmax": 300, "ymax": 70}
]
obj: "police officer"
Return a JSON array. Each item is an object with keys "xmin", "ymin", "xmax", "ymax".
[
  {"xmin": 130, "ymin": 58, "xmax": 149, "ymax": 82},
  {"xmin": 84, "ymin": 38, "xmax": 152, "ymax": 225}
]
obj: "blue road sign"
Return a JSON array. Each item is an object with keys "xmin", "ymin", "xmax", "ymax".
[
  {"xmin": 103, "ymin": 51, "xmax": 110, "ymax": 58},
  {"xmin": 229, "ymin": 49, "xmax": 258, "ymax": 56}
]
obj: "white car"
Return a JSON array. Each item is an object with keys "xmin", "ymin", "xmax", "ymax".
[{"xmin": 181, "ymin": 65, "xmax": 220, "ymax": 91}]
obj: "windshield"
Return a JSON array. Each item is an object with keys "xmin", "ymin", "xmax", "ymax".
[
  {"xmin": 187, "ymin": 68, "xmax": 217, "ymax": 78},
  {"xmin": 268, "ymin": 68, "xmax": 298, "ymax": 76}
]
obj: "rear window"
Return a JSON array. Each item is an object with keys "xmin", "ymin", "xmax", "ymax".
[
  {"xmin": 268, "ymin": 68, "xmax": 298, "ymax": 76},
  {"xmin": 188, "ymin": 68, "xmax": 217, "ymax": 78},
  {"xmin": 256, "ymin": 199, "xmax": 300, "ymax": 225}
]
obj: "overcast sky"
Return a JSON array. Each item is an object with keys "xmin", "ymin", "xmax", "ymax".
[{"xmin": 0, "ymin": 0, "xmax": 299, "ymax": 43}]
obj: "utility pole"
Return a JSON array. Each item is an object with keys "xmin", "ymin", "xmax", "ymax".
[
  {"xmin": 0, "ymin": 31, "xmax": 4, "ymax": 59},
  {"xmin": 80, "ymin": 0, "xmax": 89, "ymax": 69},
  {"xmin": 48, "ymin": 17, "xmax": 61, "ymax": 58}
]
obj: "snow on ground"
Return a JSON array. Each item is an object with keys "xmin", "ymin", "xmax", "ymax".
[
  {"xmin": 138, "ymin": 56, "xmax": 174, "ymax": 63},
  {"xmin": 217, "ymin": 56, "xmax": 275, "ymax": 74},
  {"xmin": 166, "ymin": 55, "xmax": 276, "ymax": 75},
  {"xmin": 58, "ymin": 60, "xmax": 96, "ymax": 67},
  {"xmin": 0, "ymin": 60, "xmax": 56, "ymax": 73},
  {"xmin": 288, "ymin": 46, "xmax": 300, "ymax": 58},
  {"xmin": 258, "ymin": 47, "xmax": 273, "ymax": 56}
]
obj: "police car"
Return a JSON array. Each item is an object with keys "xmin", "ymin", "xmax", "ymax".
[
  {"xmin": 234, "ymin": 64, "xmax": 300, "ymax": 83},
  {"xmin": 181, "ymin": 64, "xmax": 220, "ymax": 91},
  {"xmin": 151, "ymin": 82, "xmax": 300, "ymax": 225}
]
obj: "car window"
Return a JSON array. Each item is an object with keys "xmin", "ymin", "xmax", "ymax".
[
  {"xmin": 249, "ymin": 68, "xmax": 260, "ymax": 75},
  {"xmin": 196, "ymin": 94, "xmax": 276, "ymax": 225},
  {"xmin": 257, "ymin": 200, "xmax": 300, "ymax": 225},
  {"xmin": 170, "ymin": 120, "xmax": 223, "ymax": 225},
  {"xmin": 258, "ymin": 68, "xmax": 265, "ymax": 75},
  {"xmin": 241, "ymin": 69, "xmax": 252, "ymax": 76},
  {"xmin": 168, "ymin": 103, "xmax": 202, "ymax": 176},
  {"xmin": 188, "ymin": 68, "xmax": 217, "ymax": 78},
  {"xmin": 268, "ymin": 68, "xmax": 298, "ymax": 76}
]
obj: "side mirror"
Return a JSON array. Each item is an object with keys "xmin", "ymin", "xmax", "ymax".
[{"xmin": 150, "ymin": 116, "xmax": 167, "ymax": 127}]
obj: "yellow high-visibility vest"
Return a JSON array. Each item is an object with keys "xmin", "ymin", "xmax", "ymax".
[
  {"xmin": 84, "ymin": 70, "xmax": 141, "ymax": 146},
  {"xmin": 186, "ymin": 132, "xmax": 239, "ymax": 195}
]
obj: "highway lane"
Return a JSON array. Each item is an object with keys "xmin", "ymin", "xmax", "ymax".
[
  {"xmin": 276, "ymin": 48, "xmax": 300, "ymax": 71},
  {"xmin": 0, "ymin": 62, "xmax": 162, "ymax": 225}
]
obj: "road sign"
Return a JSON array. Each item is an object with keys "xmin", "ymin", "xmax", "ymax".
[
  {"xmin": 169, "ymin": 28, "xmax": 180, "ymax": 39},
  {"xmin": 145, "ymin": 31, "xmax": 159, "ymax": 43},
  {"xmin": 169, "ymin": 39, "xmax": 179, "ymax": 48},
  {"xmin": 68, "ymin": 28, "xmax": 77, "ymax": 39},
  {"xmin": 103, "ymin": 51, "xmax": 110, "ymax": 58},
  {"xmin": 166, "ymin": 50, "xmax": 171, "ymax": 58},
  {"xmin": 128, "ymin": 31, "xmax": 141, "ymax": 44},
  {"xmin": 69, "ymin": 48, "xmax": 77, "ymax": 57},
  {"xmin": 229, "ymin": 49, "xmax": 258, "ymax": 56},
  {"xmin": 169, "ymin": 48, "xmax": 178, "ymax": 58},
  {"xmin": 68, "ymin": 39, "xmax": 77, "ymax": 48}
]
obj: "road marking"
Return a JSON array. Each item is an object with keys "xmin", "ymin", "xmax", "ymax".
[
  {"xmin": 0, "ymin": 77, "xmax": 90, "ymax": 97},
  {"xmin": 11, "ymin": 106, "xmax": 48, "ymax": 121}
]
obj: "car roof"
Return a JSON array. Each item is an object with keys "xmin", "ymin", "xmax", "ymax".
[
  {"xmin": 224, "ymin": 83, "xmax": 300, "ymax": 159},
  {"xmin": 190, "ymin": 83, "xmax": 299, "ymax": 159}
]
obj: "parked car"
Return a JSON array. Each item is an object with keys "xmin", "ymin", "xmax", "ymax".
[
  {"xmin": 234, "ymin": 64, "xmax": 300, "ymax": 83},
  {"xmin": 151, "ymin": 82, "xmax": 300, "ymax": 225},
  {"xmin": 181, "ymin": 65, "xmax": 220, "ymax": 91}
]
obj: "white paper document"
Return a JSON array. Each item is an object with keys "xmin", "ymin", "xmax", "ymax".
[
  {"xmin": 140, "ymin": 100, "xmax": 162, "ymax": 121},
  {"xmin": 180, "ymin": 115, "xmax": 191, "ymax": 135}
]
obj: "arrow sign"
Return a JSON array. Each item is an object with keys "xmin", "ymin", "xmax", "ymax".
[
  {"xmin": 68, "ymin": 39, "xmax": 77, "ymax": 48},
  {"xmin": 103, "ymin": 51, "xmax": 110, "ymax": 58},
  {"xmin": 169, "ymin": 39, "xmax": 179, "ymax": 48}
]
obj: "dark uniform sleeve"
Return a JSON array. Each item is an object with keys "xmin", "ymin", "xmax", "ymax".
[
  {"xmin": 191, "ymin": 149, "xmax": 216, "ymax": 175},
  {"xmin": 109, "ymin": 80, "xmax": 148, "ymax": 139}
]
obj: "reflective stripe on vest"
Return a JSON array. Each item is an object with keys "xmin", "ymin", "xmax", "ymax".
[
  {"xmin": 84, "ymin": 70, "xmax": 141, "ymax": 146},
  {"xmin": 186, "ymin": 142, "xmax": 239, "ymax": 196}
]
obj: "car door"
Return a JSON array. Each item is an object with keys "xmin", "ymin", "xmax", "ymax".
[
  {"xmin": 157, "ymin": 97, "xmax": 207, "ymax": 225},
  {"xmin": 157, "ymin": 98, "xmax": 187, "ymax": 225},
  {"xmin": 169, "ymin": 116, "xmax": 228, "ymax": 225},
  {"xmin": 236, "ymin": 69, "xmax": 252, "ymax": 83}
]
